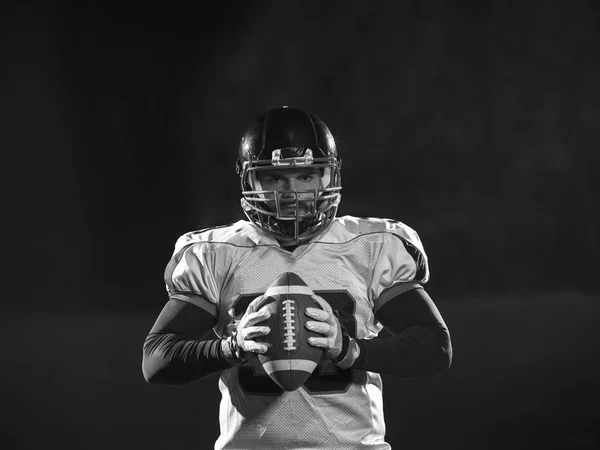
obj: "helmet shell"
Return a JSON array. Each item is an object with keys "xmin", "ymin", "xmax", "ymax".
[{"xmin": 237, "ymin": 106, "xmax": 338, "ymax": 175}]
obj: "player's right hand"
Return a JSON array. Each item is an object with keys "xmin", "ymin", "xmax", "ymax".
[{"xmin": 234, "ymin": 294, "xmax": 274, "ymax": 355}]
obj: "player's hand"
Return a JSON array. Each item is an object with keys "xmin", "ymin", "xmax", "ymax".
[
  {"xmin": 305, "ymin": 294, "xmax": 343, "ymax": 360},
  {"xmin": 234, "ymin": 294, "xmax": 275, "ymax": 355}
]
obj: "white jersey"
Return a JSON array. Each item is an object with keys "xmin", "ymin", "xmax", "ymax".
[{"xmin": 164, "ymin": 215, "xmax": 429, "ymax": 450}]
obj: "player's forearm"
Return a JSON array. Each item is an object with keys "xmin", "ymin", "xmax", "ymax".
[
  {"xmin": 353, "ymin": 324, "xmax": 452, "ymax": 377},
  {"xmin": 142, "ymin": 331, "xmax": 234, "ymax": 384}
]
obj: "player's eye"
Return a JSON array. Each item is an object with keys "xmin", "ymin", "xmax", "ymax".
[
  {"xmin": 261, "ymin": 175, "xmax": 280, "ymax": 183},
  {"xmin": 299, "ymin": 172, "xmax": 318, "ymax": 182}
]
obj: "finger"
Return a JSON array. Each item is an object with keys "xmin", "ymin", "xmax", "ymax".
[
  {"xmin": 243, "ymin": 341, "xmax": 269, "ymax": 354},
  {"xmin": 305, "ymin": 321, "xmax": 330, "ymax": 335},
  {"xmin": 258, "ymin": 301, "xmax": 278, "ymax": 317},
  {"xmin": 305, "ymin": 307, "xmax": 329, "ymax": 322},
  {"xmin": 310, "ymin": 294, "xmax": 333, "ymax": 313},
  {"xmin": 242, "ymin": 309, "xmax": 271, "ymax": 327},
  {"xmin": 241, "ymin": 325, "xmax": 271, "ymax": 340},
  {"xmin": 308, "ymin": 337, "xmax": 328, "ymax": 348},
  {"xmin": 246, "ymin": 294, "xmax": 269, "ymax": 314}
]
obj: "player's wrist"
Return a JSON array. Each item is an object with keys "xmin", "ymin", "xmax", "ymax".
[
  {"xmin": 331, "ymin": 328, "xmax": 350, "ymax": 362},
  {"xmin": 331, "ymin": 328, "xmax": 360, "ymax": 369},
  {"xmin": 333, "ymin": 337, "xmax": 361, "ymax": 369},
  {"xmin": 222, "ymin": 333, "xmax": 248, "ymax": 366}
]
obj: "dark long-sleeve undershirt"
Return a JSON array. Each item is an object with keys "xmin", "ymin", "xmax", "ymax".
[
  {"xmin": 354, "ymin": 323, "xmax": 451, "ymax": 377},
  {"xmin": 354, "ymin": 286, "xmax": 452, "ymax": 377},
  {"xmin": 143, "ymin": 329, "xmax": 232, "ymax": 384},
  {"xmin": 142, "ymin": 287, "xmax": 451, "ymax": 385}
]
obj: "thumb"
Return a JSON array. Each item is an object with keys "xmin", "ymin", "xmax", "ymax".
[
  {"xmin": 246, "ymin": 294, "xmax": 268, "ymax": 314},
  {"xmin": 310, "ymin": 294, "xmax": 332, "ymax": 314}
]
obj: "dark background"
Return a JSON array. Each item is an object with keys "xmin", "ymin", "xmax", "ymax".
[{"xmin": 2, "ymin": 1, "xmax": 600, "ymax": 449}]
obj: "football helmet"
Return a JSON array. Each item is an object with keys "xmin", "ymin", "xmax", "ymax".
[{"xmin": 236, "ymin": 106, "xmax": 342, "ymax": 245}]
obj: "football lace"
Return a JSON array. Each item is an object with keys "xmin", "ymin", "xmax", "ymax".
[{"xmin": 282, "ymin": 299, "xmax": 297, "ymax": 351}]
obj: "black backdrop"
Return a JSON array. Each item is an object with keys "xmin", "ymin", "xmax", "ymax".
[{"xmin": 2, "ymin": 1, "xmax": 600, "ymax": 449}]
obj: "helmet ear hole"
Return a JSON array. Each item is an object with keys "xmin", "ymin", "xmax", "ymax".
[
  {"xmin": 248, "ymin": 171, "xmax": 262, "ymax": 191},
  {"xmin": 320, "ymin": 167, "xmax": 332, "ymax": 189}
]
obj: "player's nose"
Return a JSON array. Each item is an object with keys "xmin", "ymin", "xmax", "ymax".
[
  {"xmin": 282, "ymin": 181, "xmax": 293, "ymax": 191},
  {"xmin": 281, "ymin": 178, "xmax": 298, "ymax": 195}
]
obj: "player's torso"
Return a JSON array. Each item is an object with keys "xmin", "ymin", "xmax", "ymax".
[
  {"xmin": 213, "ymin": 234, "xmax": 383, "ymax": 341},
  {"xmin": 204, "ymin": 220, "xmax": 390, "ymax": 449}
]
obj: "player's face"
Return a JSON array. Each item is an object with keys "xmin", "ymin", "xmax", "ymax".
[{"xmin": 256, "ymin": 167, "xmax": 322, "ymax": 215}]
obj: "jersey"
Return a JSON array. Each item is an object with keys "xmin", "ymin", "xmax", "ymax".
[{"xmin": 164, "ymin": 215, "xmax": 429, "ymax": 450}]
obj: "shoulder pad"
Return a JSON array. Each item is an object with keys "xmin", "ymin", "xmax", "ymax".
[
  {"xmin": 173, "ymin": 220, "xmax": 270, "ymax": 253},
  {"xmin": 336, "ymin": 215, "xmax": 429, "ymax": 283}
]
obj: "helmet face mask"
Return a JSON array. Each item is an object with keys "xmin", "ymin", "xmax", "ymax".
[{"xmin": 236, "ymin": 107, "xmax": 342, "ymax": 245}]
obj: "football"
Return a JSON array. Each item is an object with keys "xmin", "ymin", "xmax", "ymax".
[{"xmin": 256, "ymin": 272, "xmax": 324, "ymax": 391}]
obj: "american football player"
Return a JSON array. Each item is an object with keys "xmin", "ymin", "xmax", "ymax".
[{"xmin": 142, "ymin": 106, "xmax": 452, "ymax": 449}]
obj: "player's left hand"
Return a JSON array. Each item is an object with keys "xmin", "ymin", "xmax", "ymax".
[{"xmin": 305, "ymin": 294, "xmax": 343, "ymax": 360}]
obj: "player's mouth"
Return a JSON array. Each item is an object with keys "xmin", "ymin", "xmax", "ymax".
[
  {"xmin": 281, "ymin": 200, "xmax": 313, "ymax": 208},
  {"xmin": 279, "ymin": 202, "xmax": 310, "ymax": 216},
  {"xmin": 265, "ymin": 198, "xmax": 315, "ymax": 216}
]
